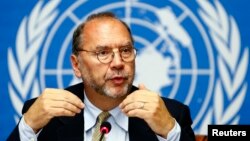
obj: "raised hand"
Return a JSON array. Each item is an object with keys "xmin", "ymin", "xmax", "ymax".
[
  {"xmin": 119, "ymin": 84, "xmax": 175, "ymax": 138},
  {"xmin": 23, "ymin": 88, "xmax": 84, "ymax": 132}
]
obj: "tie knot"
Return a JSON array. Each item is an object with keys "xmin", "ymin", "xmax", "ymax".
[{"xmin": 97, "ymin": 112, "xmax": 110, "ymax": 123}]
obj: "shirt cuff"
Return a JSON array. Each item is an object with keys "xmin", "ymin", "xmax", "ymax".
[
  {"xmin": 156, "ymin": 118, "xmax": 181, "ymax": 141},
  {"xmin": 18, "ymin": 116, "xmax": 41, "ymax": 141}
]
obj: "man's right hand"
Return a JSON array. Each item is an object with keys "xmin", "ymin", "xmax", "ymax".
[{"xmin": 23, "ymin": 88, "xmax": 84, "ymax": 133}]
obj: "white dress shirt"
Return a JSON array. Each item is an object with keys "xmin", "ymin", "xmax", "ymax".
[
  {"xmin": 83, "ymin": 92, "xmax": 180, "ymax": 141},
  {"xmin": 18, "ymin": 92, "xmax": 181, "ymax": 141}
]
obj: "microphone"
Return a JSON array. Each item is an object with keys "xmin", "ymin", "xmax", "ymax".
[{"xmin": 99, "ymin": 121, "xmax": 112, "ymax": 141}]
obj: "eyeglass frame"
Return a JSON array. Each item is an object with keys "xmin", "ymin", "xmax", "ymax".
[{"xmin": 76, "ymin": 46, "xmax": 137, "ymax": 64}]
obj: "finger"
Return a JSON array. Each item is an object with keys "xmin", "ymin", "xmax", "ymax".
[
  {"xmin": 60, "ymin": 90, "xmax": 84, "ymax": 109},
  {"xmin": 40, "ymin": 99, "xmax": 82, "ymax": 117},
  {"xmin": 119, "ymin": 90, "xmax": 154, "ymax": 108},
  {"xmin": 50, "ymin": 100, "xmax": 83, "ymax": 114},
  {"xmin": 43, "ymin": 88, "xmax": 84, "ymax": 109},
  {"xmin": 119, "ymin": 91, "xmax": 144, "ymax": 106},
  {"xmin": 124, "ymin": 108, "xmax": 150, "ymax": 119},
  {"xmin": 138, "ymin": 83, "xmax": 147, "ymax": 90},
  {"xmin": 121, "ymin": 101, "xmax": 147, "ymax": 113},
  {"xmin": 48, "ymin": 107, "xmax": 78, "ymax": 117}
]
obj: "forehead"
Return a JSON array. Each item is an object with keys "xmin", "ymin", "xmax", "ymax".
[
  {"xmin": 85, "ymin": 17, "xmax": 125, "ymax": 30},
  {"xmin": 83, "ymin": 18, "xmax": 132, "ymax": 47}
]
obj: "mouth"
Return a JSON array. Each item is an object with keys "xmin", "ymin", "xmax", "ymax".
[{"xmin": 110, "ymin": 77, "xmax": 126, "ymax": 85}]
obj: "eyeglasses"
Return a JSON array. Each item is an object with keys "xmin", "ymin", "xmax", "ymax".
[{"xmin": 77, "ymin": 46, "xmax": 137, "ymax": 64}]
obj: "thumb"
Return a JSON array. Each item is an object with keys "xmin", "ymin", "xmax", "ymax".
[{"xmin": 138, "ymin": 83, "xmax": 147, "ymax": 90}]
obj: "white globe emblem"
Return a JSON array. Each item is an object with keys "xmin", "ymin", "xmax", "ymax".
[{"xmin": 40, "ymin": 1, "xmax": 214, "ymax": 129}]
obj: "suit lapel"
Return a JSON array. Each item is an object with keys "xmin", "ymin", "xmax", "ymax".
[
  {"xmin": 56, "ymin": 83, "xmax": 85, "ymax": 141},
  {"xmin": 56, "ymin": 110, "xmax": 84, "ymax": 141},
  {"xmin": 129, "ymin": 117, "xmax": 159, "ymax": 141},
  {"xmin": 57, "ymin": 110, "xmax": 84, "ymax": 141}
]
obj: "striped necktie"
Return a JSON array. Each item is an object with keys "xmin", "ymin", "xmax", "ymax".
[{"xmin": 92, "ymin": 112, "xmax": 111, "ymax": 141}]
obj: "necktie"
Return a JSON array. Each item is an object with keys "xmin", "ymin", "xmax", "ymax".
[{"xmin": 92, "ymin": 112, "xmax": 111, "ymax": 141}]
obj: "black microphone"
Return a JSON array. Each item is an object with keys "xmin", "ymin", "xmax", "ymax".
[{"xmin": 99, "ymin": 121, "xmax": 112, "ymax": 141}]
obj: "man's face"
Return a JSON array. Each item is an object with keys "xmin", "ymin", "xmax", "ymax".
[{"xmin": 73, "ymin": 18, "xmax": 135, "ymax": 98}]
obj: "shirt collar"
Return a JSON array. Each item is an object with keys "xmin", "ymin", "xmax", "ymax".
[
  {"xmin": 84, "ymin": 92, "xmax": 128, "ymax": 132},
  {"xmin": 109, "ymin": 105, "xmax": 128, "ymax": 132}
]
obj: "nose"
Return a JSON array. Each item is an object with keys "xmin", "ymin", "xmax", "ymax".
[{"xmin": 109, "ymin": 51, "xmax": 124, "ymax": 69}]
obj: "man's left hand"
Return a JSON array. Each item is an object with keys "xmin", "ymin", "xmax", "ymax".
[{"xmin": 119, "ymin": 84, "xmax": 175, "ymax": 138}]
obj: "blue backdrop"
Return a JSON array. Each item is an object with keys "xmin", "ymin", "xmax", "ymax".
[{"xmin": 1, "ymin": 0, "xmax": 249, "ymax": 140}]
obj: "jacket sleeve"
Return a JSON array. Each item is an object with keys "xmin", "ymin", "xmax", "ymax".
[
  {"xmin": 162, "ymin": 97, "xmax": 195, "ymax": 141},
  {"xmin": 6, "ymin": 98, "xmax": 37, "ymax": 141},
  {"xmin": 178, "ymin": 105, "xmax": 196, "ymax": 141}
]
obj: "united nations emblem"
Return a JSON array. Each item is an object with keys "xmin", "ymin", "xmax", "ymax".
[{"xmin": 8, "ymin": 0, "xmax": 248, "ymax": 134}]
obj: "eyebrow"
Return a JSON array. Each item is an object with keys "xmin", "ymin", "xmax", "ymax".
[{"xmin": 95, "ymin": 42, "xmax": 133, "ymax": 50}]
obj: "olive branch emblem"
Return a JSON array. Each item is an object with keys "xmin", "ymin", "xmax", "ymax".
[
  {"xmin": 7, "ymin": 0, "xmax": 60, "ymax": 123},
  {"xmin": 197, "ymin": 0, "xmax": 248, "ymax": 133}
]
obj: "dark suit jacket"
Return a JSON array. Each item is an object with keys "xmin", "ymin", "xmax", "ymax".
[{"xmin": 7, "ymin": 83, "xmax": 195, "ymax": 141}]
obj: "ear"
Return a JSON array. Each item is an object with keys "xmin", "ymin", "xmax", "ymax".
[{"xmin": 71, "ymin": 54, "xmax": 82, "ymax": 78}]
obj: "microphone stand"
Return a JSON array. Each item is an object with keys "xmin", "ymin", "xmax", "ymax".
[{"xmin": 99, "ymin": 133, "xmax": 105, "ymax": 141}]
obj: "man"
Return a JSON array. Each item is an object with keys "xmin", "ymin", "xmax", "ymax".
[{"xmin": 7, "ymin": 12, "xmax": 195, "ymax": 141}]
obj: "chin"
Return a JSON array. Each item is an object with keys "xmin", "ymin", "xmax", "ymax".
[
  {"xmin": 104, "ymin": 87, "xmax": 128, "ymax": 99},
  {"xmin": 105, "ymin": 91, "xmax": 127, "ymax": 99},
  {"xmin": 103, "ymin": 82, "xmax": 132, "ymax": 98}
]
